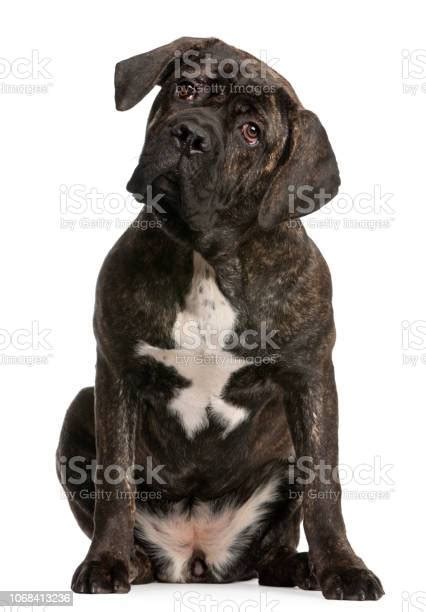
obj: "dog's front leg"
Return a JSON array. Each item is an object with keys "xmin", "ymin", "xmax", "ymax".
[
  {"xmin": 285, "ymin": 361, "xmax": 384, "ymax": 600},
  {"xmin": 71, "ymin": 356, "xmax": 138, "ymax": 594}
]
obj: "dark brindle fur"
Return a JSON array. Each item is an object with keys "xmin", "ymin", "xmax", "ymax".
[{"xmin": 56, "ymin": 37, "xmax": 384, "ymax": 600}]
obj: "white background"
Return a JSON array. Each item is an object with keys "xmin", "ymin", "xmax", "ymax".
[{"xmin": 1, "ymin": 1, "xmax": 425, "ymax": 610}]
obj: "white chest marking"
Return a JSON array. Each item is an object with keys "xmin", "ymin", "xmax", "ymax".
[
  {"xmin": 134, "ymin": 477, "xmax": 280, "ymax": 582},
  {"xmin": 136, "ymin": 252, "xmax": 248, "ymax": 438}
]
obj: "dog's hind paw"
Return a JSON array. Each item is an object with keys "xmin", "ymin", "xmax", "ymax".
[
  {"xmin": 321, "ymin": 567, "xmax": 384, "ymax": 601},
  {"xmin": 258, "ymin": 551, "xmax": 320, "ymax": 590},
  {"xmin": 71, "ymin": 555, "xmax": 130, "ymax": 594}
]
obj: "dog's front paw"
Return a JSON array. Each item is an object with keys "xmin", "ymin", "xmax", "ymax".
[
  {"xmin": 71, "ymin": 554, "xmax": 130, "ymax": 594},
  {"xmin": 321, "ymin": 567, "xmax": 384, "ymax": 601}
]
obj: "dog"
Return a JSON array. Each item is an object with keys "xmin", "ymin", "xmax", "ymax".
[{"xmin": 56, "ymin": 37, "xmax": 384, "ymax": 600}]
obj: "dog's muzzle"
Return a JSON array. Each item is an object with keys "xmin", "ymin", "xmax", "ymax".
[{"xmin": 126, "ymin": 110, "xmax": 223, "ymax": 228}]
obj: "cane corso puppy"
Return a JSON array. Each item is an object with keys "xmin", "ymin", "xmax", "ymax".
[{"xmin": 56, "ymin": 37, "xmax": 384, "ymax": 600}]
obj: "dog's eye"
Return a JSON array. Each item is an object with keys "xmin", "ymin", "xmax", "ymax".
[
  {"xmin": 176, "ymin": 82, "xmax": 197, "ymax": 101},
  {"xmin": 241, "ymin": 122, "xmax": 260, "ymax": 146}
]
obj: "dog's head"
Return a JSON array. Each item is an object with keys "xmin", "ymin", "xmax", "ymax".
[{"xmin": 115, "ymin": 37, "xmax": 340, "ymax": 236}]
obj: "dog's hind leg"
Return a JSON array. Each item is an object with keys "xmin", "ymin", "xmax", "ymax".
[
  {"xmin": 56, "ymin": 387, "xmax": 154, "ymax": 585},
  {"xmin": 56, "ymin": 387, "xmax": 97, "ymax": 537},
  {"xmin": 257, "ymin": 506, "xmax": 319, "ymax": 590},
  {"xmin": 259, "ymin": 551, "xmax": 319, "ymax": 590}
]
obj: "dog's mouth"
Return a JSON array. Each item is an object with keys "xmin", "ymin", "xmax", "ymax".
[
  {"xmin": 127, "ymin": 156, "xmax": 219, "ymax": 233},
  {"xmin": 152, "ymin": 171, "xmax": 180, "ymax": 197},
  {"xmin": 128, "ymin": 170, "xmax": 180, "ymax": 206}
]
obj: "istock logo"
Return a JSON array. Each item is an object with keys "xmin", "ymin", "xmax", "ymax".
[
  {"xmin": 402, "ymin": 591, "xmax": 426, "ymax": 611},
  {"xmin": 174, "ymin": 320, "xmax": 279, "ymax": 351},
  {"xmin": 401, "ymin": 49, "xmax": 426, "ymax": 96},
  {"xmin": 173, "ymin": 49, "xmax": 279, "ymax": 81},
  {"xmin": 289, "ymin": 184, "xmax": 396, "ymax": 232},
  {"xmin": 0, "ymin": 50, "xmax": 53, "ymax": 96},
  {"xmin": 173, "ymin": 49, "xmax": 279, "ymax": 95},
  {"xmin": 287, "ymin": 455, "xmax": 395, "ymax": 502},
  {"xmin": 0, "ymin": 322, "xmax": 53, "ymax": 367},
  {"xmin": 173, "ymin": 591, "xmax": 279, "ymax": 612},
  {"xmin": 58, "ymin": 456, "xmax": 166, "ymax": 487},
  {"xmin": 59, "ymin": 184, "xmax": 166, "ymax": 231},
  {"xmin": 401, "ymin": 320, "xmax": 426, "ymax": 367}
]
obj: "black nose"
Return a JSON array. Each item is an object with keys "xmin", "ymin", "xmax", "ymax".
[{"xmin": 171, "ymin": 121, "xmax": 211, "ymax": 154}]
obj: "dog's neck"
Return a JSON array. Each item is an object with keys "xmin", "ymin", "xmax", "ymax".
[
  {"xmin": 144, "ymin": 206, "xmax": 308, "ymax": 289},
  {"xmin": 149, "ymin": 205, "xmax": 302, "ymax": 265}
]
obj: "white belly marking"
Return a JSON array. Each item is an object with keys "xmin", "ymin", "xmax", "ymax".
[
  {"xmin": 136, "ymin": 252, "xmax": 248, "ymax": 438},
  {"xmin": 134, "ymin": 477, "xmax": 279, "ymax": 582}
]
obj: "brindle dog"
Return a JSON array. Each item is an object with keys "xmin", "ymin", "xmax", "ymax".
[{"xmin": 56, "ymin": 37, "xmax": 384, "ymax": 600}]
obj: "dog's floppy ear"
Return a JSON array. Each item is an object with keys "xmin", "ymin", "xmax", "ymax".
[
  {"xmin": 258, "ymin": 107, "xmax": 340, "ymax": 229},
  {"xmin": 114, "ymin": 37, "xmax": 218, "ymax": 111}
]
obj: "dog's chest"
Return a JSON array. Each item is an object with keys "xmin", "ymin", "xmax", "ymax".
[
  {"xmin": 137, "ymin": 252, "xmax": 247, "ymax": 438},
  {"xmin": 173, "ymin": 251, "xmax": 236, "ymax": 348}
]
